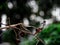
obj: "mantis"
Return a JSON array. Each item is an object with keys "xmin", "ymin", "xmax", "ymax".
[{"xmin": 0, "ymin": 18, "xmax": 46, "ymax": 45}]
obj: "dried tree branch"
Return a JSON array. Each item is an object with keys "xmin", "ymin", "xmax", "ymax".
[
  {"xmin": 0, "ymin": 23, "xmax": 35, "ymax": 30},
  {"xmin": 0, "ymin": 23, "xmax": 22, "ymax": 29},
  {"xmin": 0, "ymin": 21, "xmax": 45, "ymax": 45}
]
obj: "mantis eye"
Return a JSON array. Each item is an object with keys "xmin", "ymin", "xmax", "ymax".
[{"xmin": 43, "ymin": 21, "xmax": 46, "ymax": 23}]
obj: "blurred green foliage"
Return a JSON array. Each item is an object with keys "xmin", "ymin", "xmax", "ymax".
[
  {"xmin": 38, "ymin": 23, "xmax": 60, "ymax": 45},
  {"xmin": 2, "ymin": 29, "xmax": 16, "ymax": 45}
]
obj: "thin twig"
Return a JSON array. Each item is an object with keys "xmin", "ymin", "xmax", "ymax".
[
  {"xmin": 0, "ymin": 23, "xmax": 35, "ymax": 30},
  {"xmin": 0, "ymin": 23, "xmax": 22, "ymax": 29}
]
